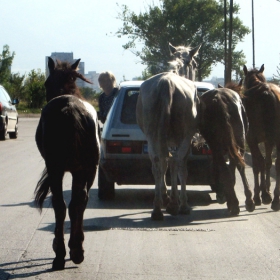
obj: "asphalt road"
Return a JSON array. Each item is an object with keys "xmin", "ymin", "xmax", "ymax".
[{"xmin": 0, "ymin": 118, "xmax": 280, "ymax": 279}]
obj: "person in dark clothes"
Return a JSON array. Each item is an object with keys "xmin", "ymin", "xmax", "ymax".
[{"xmin": 98, "ymin": 71, "xmax": 119, "ymax": 124}]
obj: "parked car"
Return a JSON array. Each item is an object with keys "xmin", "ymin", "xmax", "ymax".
[
  {"xmin": 0, "ymin": 85, "xmax": 19, "ymax": 140},
  {"xmin": 98, "ymin": 80, "xmax": 215, "ymax": 199}
]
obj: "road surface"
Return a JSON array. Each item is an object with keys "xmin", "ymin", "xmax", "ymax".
[{"xmin": 0, "ymin": 118, "xmax": 280, "ymax": 279}]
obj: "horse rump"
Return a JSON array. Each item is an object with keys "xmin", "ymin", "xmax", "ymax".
[
  {"xmin": 35, "ymin": 95, "xmax": 100, "ymax": 210},
  {"xmin": 200, "ymin": 89, "xmax": 244, "ymax": 167}
]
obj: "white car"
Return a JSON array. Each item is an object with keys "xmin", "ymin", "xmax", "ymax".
[
  {"xmin": 98, "ymin": 80, "xmax": 215, "ymax": 199},
  {"xmin": 0, "ymin": 85, "xmax": 19, "ymax": 140}
]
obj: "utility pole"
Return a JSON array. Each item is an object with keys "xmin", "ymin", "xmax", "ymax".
[
  {"xmin": 227, "ymin": 0, "xmax": 233, "ymax": 83},
  {"xmin": 224, "ymin": 0, "xmax": 233, "ymax": 84},
  {"xmin": 224, "ymin": 0, "xmax": 227, "ymax": 84},
  {"xmin": 252, "ymin": 0, "xmax": 255, "ymax": 68}
]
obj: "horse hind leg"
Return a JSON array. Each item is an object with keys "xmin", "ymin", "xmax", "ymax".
[
  {"xmin": 177, "ymin": 158, "xmax": 191, "ymax": 215},
  {"xmin": 49, "ymin": 171, "xmax": 67, "ymax": 271},
  {"xmin": 249, "ymin": 141, "xmax": 265, "ymax": 206},
  {"xmin": 166, "ymin": 157, "xmax": 180, "ymax": 216},
  {"xmin": 216, "ymin": 154, "xmax": 240, "ymax": 215},
  {"xmin": 271, "ymin": 144, "xmax": 280, "ymax": 211},
  {"xmin": 68, "ymin": 170, "xmax": 91, "ymax": 264},
  {"xmin": 151, "ymin": 156, "xmax": 167, "ymax": 220},
  {"xmin": 236, "ymin": 163, "xmax": 255, "ymax": 212},
  {"xmin": 262, "ymin": 142, "xmax": 273, "ymax": 204}
]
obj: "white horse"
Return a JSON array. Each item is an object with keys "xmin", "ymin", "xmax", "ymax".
[{"xmin": 136, "ymin": 43, "xmax": 201, "ymax": 220}]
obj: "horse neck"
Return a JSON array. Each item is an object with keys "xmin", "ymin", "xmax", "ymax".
[{"xmin": 183, "ymin": 65, "xmax": 196, "ymax": 81}]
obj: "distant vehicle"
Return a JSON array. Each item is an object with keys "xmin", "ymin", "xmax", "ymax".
[
  {"xmin": 0, "ymin": 85, "xmax": 19, "ymax": 140},
  {"xmin": 98, "ymin": 80, "xmax": 215, "ymax": 199}
]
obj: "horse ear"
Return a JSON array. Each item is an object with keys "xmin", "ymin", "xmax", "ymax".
[
  {"xmin": 243, "ymin": 65, "xmax": 248, "ymax": 75},
  {"xmin": 71, "ymin": 59, "xmax": 81, "ymax": 70},
  {"xmin": 239, "ymin": 79, "xmax": 243, "ymax": 86},
  {"xmin": 189, "ymin": 44, "xmax": 201, "ymax": 58},
  {"xmin": 218, "ymin": 83, "xmax": 223, "ymax": 88},
  {"xmin": 259, "ymin": 64, "xmax": 264, "ymax": 73},
  {"xmin": 168, "ymin": 43, "xmax": 177, "ymax": 55},
  {"xmin": 48, "ymin": 57, "xmax": 55, "ymax": 73}
]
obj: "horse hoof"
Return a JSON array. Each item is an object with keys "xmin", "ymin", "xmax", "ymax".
[
  {"xmin": 179, "ymin": 205, "xmax": 191, "ymax": 215},
  {"xmin": 262, "ymin": 192, "xmax": 272, "ymax": 205},
  {"xmin": 227, "ymin": 202, "xmax": 240, "ymax": 216},
  {"xmin": 229, "ymin": 207, "xmax": 240, "ymax": 216},
  {"xmin": 245, "ymin": 200, "xmax": 255, "ymax": 212},
  {"xmin": 70, "ymin": 249, "xmax": 84, "ymax": 264},
  {"xmin": 253, "ymin": 195, "xmax": 261, "ymax": 206},
  {"xmin": 271, "ymin": 200, "xmax": 280, "ymax": 211},
  {"xmin": 52, "ymin": 258, "xmax": 65, "ymax": 271},
  {"xmin": 151, "ymin": 209, "xmax": 164, "ymax": 220},
  {"xmin": 216, "ymin": 193, "xmax": 226, "ymax": 204},
  {"xmin": 166, "ymin": 203, "xmax": 179, "ymax": 216}
]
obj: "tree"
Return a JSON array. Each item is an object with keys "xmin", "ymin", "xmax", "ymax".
[
  {"xmin": 3, "ymin": 73, "xmax": 26, "ymax": 100},
  {"xmin": 24, "ymin": 69, "xmax": 46, "ymax": 108},
  {"xmin": 115, "ymin": 0, "xmax": 250, "ymax": 81},
  {"xmin": 272, "ymin": 59, "xmax": 280, "ymax": 85},
  {"xmin": 0, "ymin": 45, "xmax": 15, "ymax": 84},
  {"xmin": 80, "ymin": 87, "xmax": 101, "ymax": 100}
]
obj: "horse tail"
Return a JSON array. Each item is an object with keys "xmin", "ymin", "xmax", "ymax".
[
  {"xmin": 34, "ymin": 167, "xmax": 50, "ymax": 212},
  {"xmin": 202, "ymin": 92, "xmax": 244, "ymax": 167},
  {"xmin": 156, "ymin": 77, "xmax": 173, "ymax": 157},
  {"xmin": 216, "ymin": 94, "xmax": 245, "ymax": 166}
]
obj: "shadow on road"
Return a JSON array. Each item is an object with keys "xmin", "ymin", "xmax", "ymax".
[{"xmin": 0, "ymin": 258, "xmax": 73, "ymax": 279}]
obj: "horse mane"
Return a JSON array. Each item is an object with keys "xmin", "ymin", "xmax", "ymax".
[
  {"xmin": 224, "ymin": 81, "xmax": 243, "ymax": 97},
  {"xmin": 50, "ymin": 59, "xmax": 93, "ymax": 100},
  {"xmin": 168, "ymin": 58, "xmax": 184, "ymax": 74}
]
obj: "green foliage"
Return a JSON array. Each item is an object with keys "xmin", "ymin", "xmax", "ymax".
[
  {"xmin": 272, "ymin": 60, "xmax": 280, "ymax": 85},
  {"xmin": 80, "ymin": 86, "xmax": 101, "ymax": 100},
  {"xmin": 115, "ymin": 0, "xmax": 250, "ymax": 80},
  {"xmin": 24, "ymin": 69, "xmax": 46, "ymax": 108},
  {"xmin": 0, "ymin": 45, "xmax": 15, "ymax": 83},
  {"xmin": 3, "ymin": 73, "xmax": 26, "ymax": 100}
]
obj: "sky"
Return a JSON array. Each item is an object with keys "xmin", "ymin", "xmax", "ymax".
[{"xmin": 1, "ymin": 0, "xmax": 280, "ymax": 85}]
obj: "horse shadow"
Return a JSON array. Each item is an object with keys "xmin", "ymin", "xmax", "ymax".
[
  {"xmin": 35, "ymin": 187, "xmax": 266, "ymax": 233},
  {"xmin": 0, "ymin": 258, "xmax": 77, "ymax": 279}
]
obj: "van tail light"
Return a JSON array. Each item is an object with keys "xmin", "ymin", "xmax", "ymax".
[
  {"xmin": 0, "ymin": 102, "xmax": 2, "ymax": 112},
  {"xmin": 202, "ymin": 147, "xmax": 212, "ymax": 155},
  {"xmin": 191, "ymin": 143, "xmax": 212, "ymax": 155},
  {"xmin": 106, "ymin": 140, "xmax": 144, "ymax": 154}
]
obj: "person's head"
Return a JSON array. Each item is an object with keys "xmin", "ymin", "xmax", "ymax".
[{"xmin": 98, "ymin": 71, "xmax": 117, "ymax": 94}]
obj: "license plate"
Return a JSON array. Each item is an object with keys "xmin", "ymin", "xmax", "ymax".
[{"xmin": 143, "ymin": 143, "xmax": 148, "ymax": 154}]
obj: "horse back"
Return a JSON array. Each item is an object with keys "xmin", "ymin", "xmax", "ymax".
[
  {"xmin": 137, "ymin": 72, "xmax": 199, "ymax": 155},
  {"xmin": 36, "ymin": 95, "xmax": 100, "ymax": 171}
]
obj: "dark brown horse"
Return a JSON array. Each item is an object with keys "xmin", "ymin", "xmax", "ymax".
[
  {"xmin": 199, "ymin": 87, "xmax": 255, "ymax": 215},
  {"xmin": 243, "ymin": 64, "xmax": 280, "ymax": 210},
  {"xmin": 35, "ymin": 57, "xmax": 100, "ymax": 270}
]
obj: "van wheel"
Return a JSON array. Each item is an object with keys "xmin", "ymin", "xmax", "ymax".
[
  {"xmin": 98, "ymin": 166, "xmax": 115, "ymax": 200},
  {"xmin": 0, "ymin": 122, "xmax": 7, "ymax": 140},
  {"xmin": 9, "ymin": 124, "xmax": 18, "ymax": 139}
]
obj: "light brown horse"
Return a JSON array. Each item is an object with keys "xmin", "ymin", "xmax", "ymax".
[
  {"xmin": 136, "ymin": 43, "xmax": 200, "ymax": 220},
  {"xmin": 243, "ymin": 64, "xmax": 280, "ymax": 211}
]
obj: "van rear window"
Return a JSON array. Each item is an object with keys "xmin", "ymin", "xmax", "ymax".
[{"xmin": 121, "ymin": 89, "xmax": 139, "ymax": 124}]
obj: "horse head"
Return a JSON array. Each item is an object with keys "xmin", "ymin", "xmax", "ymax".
[
  {"xmin": 168, "ymin": 42, "xmax": 201, "ymax": 81},
  {"xmin": 243, "ymin": 64, "xmax": 266, "ymax": 90},
  {"xmin": 45, "ymin": 57, "xmax": 92, "ymax": 102}
]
